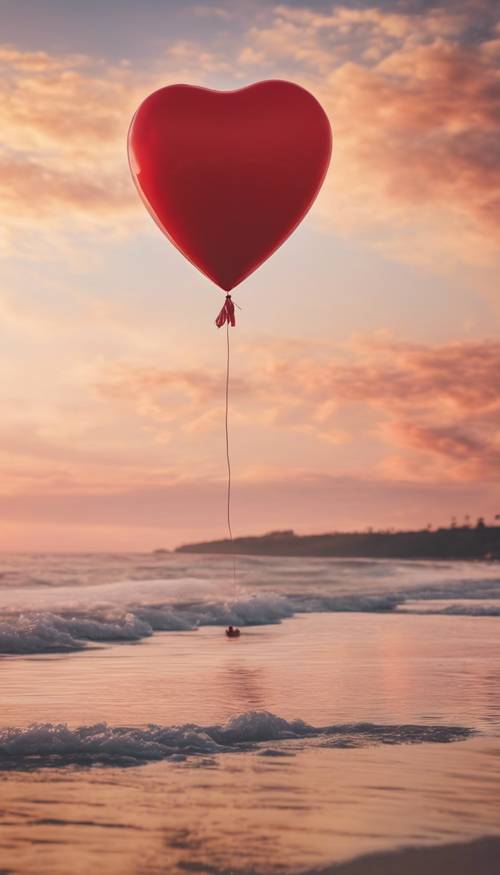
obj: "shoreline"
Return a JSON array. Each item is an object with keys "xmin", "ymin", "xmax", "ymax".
[{"xmin": 303, "ymin": 836, "xmax": 500, "ymax": 875}]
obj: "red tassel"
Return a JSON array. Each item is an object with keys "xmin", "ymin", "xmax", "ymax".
[{"xmin": 215, "ymin": 294, "xmax": 236, "ymax": 328}]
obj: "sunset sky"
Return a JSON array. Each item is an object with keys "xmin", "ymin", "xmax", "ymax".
[{"xmin": 0, "ymin": 0, "xmax": 499, "ymax": 550}]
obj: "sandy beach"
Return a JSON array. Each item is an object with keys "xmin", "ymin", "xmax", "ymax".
[{"xmin": 1, "ymin": 553, "xmax": 499, "ymax": 874}]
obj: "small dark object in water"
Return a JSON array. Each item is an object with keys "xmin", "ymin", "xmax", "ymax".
[{"xmin": 226, "ymin": 625, "xmax": 240, "ymax": 638}]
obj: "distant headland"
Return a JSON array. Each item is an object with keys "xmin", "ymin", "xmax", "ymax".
[{"xmin": 171, "ymin": 520, "xmax": 500, "ymax": 561}]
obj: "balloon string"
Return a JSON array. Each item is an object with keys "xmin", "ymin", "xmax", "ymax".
[
  {"xmin": 215, "ymin": 294, "xmax": 237, "ymax": 585},
  {"xmin": 224, "ymin": 321, "xmax": 236, "ymax": 586}
]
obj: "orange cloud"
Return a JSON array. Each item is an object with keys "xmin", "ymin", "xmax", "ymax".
[
  {"xmin": 389, "ymin": 420, "xmax": 500, "ymax": 480},
  {"xmin": 96, "ymin": 363, "xmax": 257, "ymax": 434},
  {"xmin": 3, "ymin": 333, "xmax": 497, "ymax": 515},
  {"xmin": 0, "ymin": 48, "xmax": 134, "ymax": 151},
  {"xmin": 0, "ymin": 3, "xmax": 498, "ymax": 269},
  {"xmin": 294, "ymin": 338, "xmax": 500, "ymax": 480},
  {"xmin": 0, "ymin": 38, "xmax": 243, "ymax": 250},
  {"xmin": 0, "ymin": 154, "xmax": 132, "ymax": 221},
  {"xmin": 95, "ymin": 337, "xmax": 500, "ymax": 482},
  {"xmin": 0, "ymin": 47, "xmax": 141, "ymax": 244},
  {"xmin": 0, "ymin": 332, "xmax": 499, "ymax": 548},
  {"xmin": 323, "ymin": 39, "xmax": 500, "ymax": 237},
  {"xmin": 243, "ymin": 2, "xmax": 500, "ymax": 265}
]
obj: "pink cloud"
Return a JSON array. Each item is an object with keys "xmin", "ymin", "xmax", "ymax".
[
  {"xmin": 0, "ymin": 155, "xmax": 133, "ymax": 222},
  {"xmin": 94, "ymin": 337, "xmax": 500, "ymax": 482},
  {"xmin": 0, "ymin": 50, "xmax": 134, "ymax": 150},
  {"xmin": 389, "ymin": 420, "xmax": 500, "ymax": 480},
  {"xmin": 322, "ymin": 43, "xmax": 499, "ymax": 262},
  {"xmin": 0, "ymin": 45, "xmax": 147, "ymax": 243},
  {"xmin": 0, "ymin": 45, "xmax": 91, "ymax": 72},
  {"xmin": 244, "ymin": 2, "xmax": 500, "ymax": 265},
  {"xmin": 1, "ymin": 4, "xmax": 498, "ymax": 268},
  {"xmin": 1, "ymin": 333, "xmax": 499, "ymax": 548},
  {"xmin": 0, "ymin": 471, "xmax": 496, "ymax": 552},
  {"xmin": 290, "ymin": 338, "xmax": 500, "ymax": 479}
]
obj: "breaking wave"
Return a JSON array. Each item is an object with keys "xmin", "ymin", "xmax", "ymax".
[
  {"xmin": 0, "ymin": 611, "xmax": 154, "ymax": 653},
  {"xmin": 1, "ymin": 554, "xmax": 498, "ymax": 655},
  {"xmin": 0, "ymin": 710, "xmax": 472, "ymax": 769},
  {"xmin": 0, "ymin": 594, "xmax": 401, "ymax": 654}
]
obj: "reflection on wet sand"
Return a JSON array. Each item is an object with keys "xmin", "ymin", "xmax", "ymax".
[{"xmin": 221, "ymin": 661, "xmax": 267, "ymax": 711}]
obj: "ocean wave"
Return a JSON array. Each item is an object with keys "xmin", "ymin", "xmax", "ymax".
[
  {"xmin": 1, "ymin": 563, "xmax": 499, "ymax": 654},
  {"xmin": 0, "ymin": 593, "xmax": 403, "ymax": 654},
  {"xmin": 415, "ymin": 604, "xmax": 500, "ymax": 617},
  {"xmin": 0, "ymin": 610, "xmax": 154, "ymax": 653},
  {"xmin": 0, "ymin": 613, "xmax": 86, "ymax": 653},
  {"xmin": 0, "ymin": 710, "xmax": 472, "ymax": 769},
  {"xmin": 291, "ymin": 594, "xmax": 402, "ymax": 613}
]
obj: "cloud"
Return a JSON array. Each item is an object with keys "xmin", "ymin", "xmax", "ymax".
[
  {"xmin": 0, "ymin": 37, "xmax": 240, "ymax": 251},
  {"xmin": 1, "ymin": 331, "xmax": 499, "ymax": 547},
  {"xmin": 0, "ymin": 45, "xmax": 90, "ymax": 72},
  {"xmin": 94, "ymin": 336, "xmax": 500, "ymax": 482},
  {"xmin": 0, "ymin": 43, "xmax": 224, "ymax": 246},
  {"xmin": 242, "ymin": 2, "xmax": 500, "ymax": 266},
  {"xmin": 285, "ymin": 337, "xmax": 500, "ymax": 480},
  {"xmin": 325, "ymin": 39, "xmax": 500, "ymax": 239},
  {"xmin": 1, "ymin": 333, "xmax": 497, "ymax": 511},
  {"xmin": 0, "ymin": 48, "xmax": 143, "ymax": 246},
  {"xmin": 0, "ymin": 3, "xmax": 498, "ymax": 269},
  {"xmin": 0, "ymin": 154, "xmax": 132, "ymax": 222},
  {"xmin": 389, "ymin": 420, "xmax": 500, "ymax": 480},
  {"xmin": 0, "ymin": 48, "xmax": 133, "ymax": 152}
]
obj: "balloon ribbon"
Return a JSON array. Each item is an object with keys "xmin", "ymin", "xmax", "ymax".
[{"xmin": 215, "ymin": 294, "xmax": 236, "ymax": 328}]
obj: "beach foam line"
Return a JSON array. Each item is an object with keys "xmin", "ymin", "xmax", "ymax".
[
  {"xmin": 0, "ymin": 594, "xmax": 401, "ymax": 654},
  {"xmin": 1, "ymin": 586, "xmax": 498, "ymax": 655},
  {"xmin": 0, "ymin": 710, "xmax": 473, "ymax": 769},
  {"xmin": 404, "ymin": 603, "xmax": 500, "ymax": 616}
]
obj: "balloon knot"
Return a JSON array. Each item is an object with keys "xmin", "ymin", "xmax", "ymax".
[{"xmin": 215, "ymin": 294, "xmax": 236, "ymax": 328}]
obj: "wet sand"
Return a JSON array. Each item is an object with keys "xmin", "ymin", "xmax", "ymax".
[{"xmin": 309, "ymin": 836, "xmax": 500, "ymax": 875}]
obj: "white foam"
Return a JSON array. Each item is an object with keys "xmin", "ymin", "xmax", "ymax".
[
  {"xmin": 0, "ymin": 613, "xmax": 85, "ymax": 653},
  {"xmin": 0, "ymin": 592, "xmax": 408, "ymax": 654},
  {"xmin": 0, "ymin": 610, "xmax": 153, "ymax": 653},
  {"xmin": 1, "ymin": 555, "xmax": 498, "ymax": 654},
  {"xmin": 0, "ymin": 710, "xmax": 472, "ymax": 769}
]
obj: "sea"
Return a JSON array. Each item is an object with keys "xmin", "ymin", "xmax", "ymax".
[{"xmin": 0, "ymin": 552, "xmax": 499, "ymax": 874}]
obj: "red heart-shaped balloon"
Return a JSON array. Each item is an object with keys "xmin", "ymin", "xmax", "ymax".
[{"xmin": 128, "ymin": 80, "xmax": 332, "ymax": 292}]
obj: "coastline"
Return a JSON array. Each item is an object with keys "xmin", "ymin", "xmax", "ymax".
[{"xmin": 173, "ymin": 524, "xmax": 500, "ymax": 562}]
